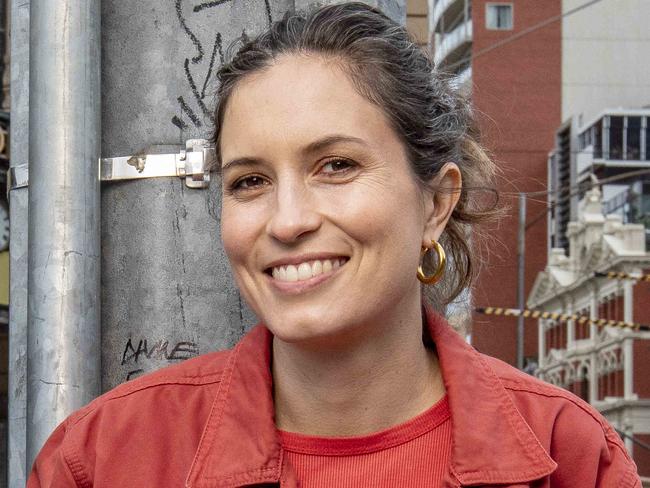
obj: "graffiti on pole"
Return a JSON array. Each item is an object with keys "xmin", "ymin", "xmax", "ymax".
[
  {"xmin": 171, "ymin": 0, "xmax": 273, "ymax": 130},
  {"xmin": 121, "ymin": 338, "xmax": 200, "ymax": 381}
]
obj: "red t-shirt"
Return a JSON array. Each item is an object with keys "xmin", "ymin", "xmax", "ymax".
[{"xmin": 279, "ymin": 395, "xmax": 451, "ymax": 487}]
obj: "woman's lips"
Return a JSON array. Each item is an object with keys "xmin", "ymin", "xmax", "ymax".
[
  {"xmin": 270, "ymin": 257, "xmax": 347, "ymax": 282},
  {"xmin": 266, "ymin": 257, "xmax": 348, "ymax": 294}
]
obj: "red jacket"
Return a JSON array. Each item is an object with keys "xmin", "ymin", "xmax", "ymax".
[{"xmin": 29, "ymin": 310, "xmax": 641, "ymax": 487}]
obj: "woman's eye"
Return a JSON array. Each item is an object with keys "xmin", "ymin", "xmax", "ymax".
[
  {"xmin": 321, "ymin": 159, "xmax": 354, "ymax": 174},
  {"xmin": 232, "ymin": 175, "xmax": 268, "ymax": 191}
]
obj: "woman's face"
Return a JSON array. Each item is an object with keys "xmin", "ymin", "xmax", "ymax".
[{"xmin": 220, "ymin": 55, "xmax": 454, "ymax": 345}]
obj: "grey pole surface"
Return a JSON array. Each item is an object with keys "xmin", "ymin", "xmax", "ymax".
[
  {"xmin": 517, "ymin": 193, "xmax": 526, "ymax": 370},
  {"xmin": 100, "ymin": 0, "xmax": 405, "ymax": 391},
  {"xmin": 8, "ymin": 1, "xmax": 30, "ymax": 485},
  {"xmin": 26, "ymin": 0, "xmax": 101, "ymax": 469}
]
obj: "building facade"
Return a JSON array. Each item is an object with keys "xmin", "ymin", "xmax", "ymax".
[
  {"xmin": 528, "ymin": 185, "xmax": 650, "ymax": 476},
  {"xmin": 431, "ymin": 0, "xmax": 650, "ymax": 368}
]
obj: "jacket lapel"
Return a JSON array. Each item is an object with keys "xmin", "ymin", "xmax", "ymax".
[
  {"xmin": 185, "ymin": 326, "xmax": 296, "ymax": 487},
  {"xmin": 425, "ymin": 308, "xmax": 557, "ymax": 487}
]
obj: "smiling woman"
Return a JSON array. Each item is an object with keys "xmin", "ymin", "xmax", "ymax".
[{"xmin": 28, "ymin": 3, "xmax": 641, "ymax": 488}]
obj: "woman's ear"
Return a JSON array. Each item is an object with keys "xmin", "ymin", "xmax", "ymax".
[{"xmin": 422, "ymin": 162, "xmax": 462, "ymax": 245}]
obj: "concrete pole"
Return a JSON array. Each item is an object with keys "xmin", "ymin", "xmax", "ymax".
[
  {"xmin": 8, "ymin": 1, "xmax": 30, "ymax": 485},
  {"xmin": 99, "ymin": 0, "xmax": 405, "ymax": 391},
  {"xmin": 517, "ymin": 193, "xmax": 526, "ymax": 370},
  {"xmin": 26, "ymin": 0, "xmax": 101, "ymax": 469}
]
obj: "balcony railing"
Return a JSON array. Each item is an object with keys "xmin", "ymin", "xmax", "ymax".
[
  {"xmin": 434, "ymin": 19, "xmax": 472, "ymax": 67},
  {"xmin": 432, "ymin": 0, "xmax": 463, "ymax": 32}
]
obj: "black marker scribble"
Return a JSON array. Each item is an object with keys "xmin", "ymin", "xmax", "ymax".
[
  {"xmin": 201, "ymin": 32, "xmax": 223, "ymax": 100},
  {"xmin": 177, "ymin": 96, "xmax": 202, "ymax": 127},
  {"xmin": 121, "ymin": 338, "xmax": 200, "ymax": 366},
  {"xmin": 172, "ymin": 0, "xmax": 267, "ymax": 129},
  {"xmin": 172, "ymin": 115, "xmax": 189, "ymax": 130},
  {"xmin": 126, "ymin": 369, "xmax": 144, "ymax": 381},
  {"xmin": 175, "ymin": 0, "xmax": 204, "ymax": 64},
  {"xmin": 184, "ymin": 58, "xmax": 212, "ymax": 119},
  {"xmin": 193, "ymin": 0, "xmax": 232, "ymax": 13}
]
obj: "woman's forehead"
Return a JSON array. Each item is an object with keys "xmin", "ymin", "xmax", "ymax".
[{"xmin": 220, "ymin": 55, "xmax": 397, "ymax": 159}]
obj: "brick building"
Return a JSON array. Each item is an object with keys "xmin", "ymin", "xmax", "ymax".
[
  {"xmin": 431, "ymin": 0, "xmax": 650, "ymax": 364},
  {"xmin": 431, "ymin": 0, "xmax": 561, "ymax": 364}
]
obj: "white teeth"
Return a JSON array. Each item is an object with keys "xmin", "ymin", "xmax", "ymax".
[
  {"xmin": 298, "ymin": 262, "xmax": 312, "ymax": 280},
  {"xmin": 271, "ymin": 258, "xmax": 346, "ymax": 282},
  {"xmin": 285, "ymin": 265, "xmax": 298, "ymax": 282}
]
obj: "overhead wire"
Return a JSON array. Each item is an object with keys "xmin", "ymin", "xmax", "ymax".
[
  {"xmin": 524, "ymin": 168, "xmax": 650, "ymax": 230},
  {"xmin": 437, "ymin": 0, "xmax": 607, "ymax": 73},
  {"xmin": 433, "ymin": 0, "xmax": 650, "ymax": 229}
]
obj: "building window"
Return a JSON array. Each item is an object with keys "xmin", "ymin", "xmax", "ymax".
[
  {"xmin": 641, "ymin": 117, "xmax": 650, "ymax": 161},
  {"xmin": 608, "ymin": 116, "xmax": 624, "ymax": 160},
  {"xmin": 593, "ymin": 122, "xmax": 602, "ymax": 159},
  {"xmin": 627, "ymin": 116, "xmax": 641, "ymax": 160},
  {"xmin": 486, "ymin": 3, "xmax": 513, "ymax": 30}
]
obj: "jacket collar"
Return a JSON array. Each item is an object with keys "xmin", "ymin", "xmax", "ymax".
[
  {"xmin": 186, "ymin": 308, "xmax": 556, "ymax": 487},
  {"xmin": 425, "ymin": 308, "xmax": 557, "ymax": 486}
]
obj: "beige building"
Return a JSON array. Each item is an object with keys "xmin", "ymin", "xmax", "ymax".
[
  {"xmin": 407, "ymin": 0, "xmax": 430, "ymax": 47},
  {"xmin": 562, "ymin": 0, "xmax": 650, "ymax": 124}
]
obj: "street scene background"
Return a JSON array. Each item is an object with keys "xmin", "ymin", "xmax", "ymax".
[{"xmin": 1, "ymin": 0, "xmax": 649, "ymax": 486}]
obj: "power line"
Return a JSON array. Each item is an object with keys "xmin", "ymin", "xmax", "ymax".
[
  {"xmin": 438, "ymin": 0, "xmax": 606, "ymax": 73},
  {"xmin": 474, "ymin": 306, "xmax": 649, "ymax": 332},
  {"xmin": 524, "ymin": 168, "xmax": 650, "ymax": 230}
]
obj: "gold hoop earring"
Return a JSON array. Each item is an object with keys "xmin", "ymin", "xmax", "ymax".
[{"xmin": 417, "ymin": 240, "xmax": 446, "ymax": 285}]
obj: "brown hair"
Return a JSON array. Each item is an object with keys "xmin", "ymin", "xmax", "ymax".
[{"xmin": 211, "ymin": 2, "xmax": 499, "ymax": 307}]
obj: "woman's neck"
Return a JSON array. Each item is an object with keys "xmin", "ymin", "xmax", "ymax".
[{"xmin": 272, "ymin": 300, "xmax": 445, "ymax": 437}]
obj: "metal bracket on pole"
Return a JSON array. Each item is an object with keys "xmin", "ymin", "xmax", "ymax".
[
  {"xmin": 8, "ymin": 164, "xmax": 29, "ymax": 192},
  {"xmin": 8, "ymin": 139, "xmax": 214, "ymax": 192},
  {"xmin": 101, "ymin": 138, "xmax": 213, "ymax": 189}
]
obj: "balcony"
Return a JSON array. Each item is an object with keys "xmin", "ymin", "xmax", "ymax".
[
  {"xmin": 432, "ymin": 0, "xmax": 467, "ymax": 33},
  {"xmin": 434, "ymin": 18, "xmax": 472, "ymax": 69}
]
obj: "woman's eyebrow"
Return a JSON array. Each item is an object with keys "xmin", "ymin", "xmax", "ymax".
[
  {"xmin": 301, "ymin": 134, "xmax": 369, "ymax": 155},
  {"xmin": 221, "ymin": 157, "xmax": 263, "ymax": 173},
  {"xmin": 222, "ymin": 135, "xmax": 368, "ymax": 171}
]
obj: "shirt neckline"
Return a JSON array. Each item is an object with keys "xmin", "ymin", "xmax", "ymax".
[{"xmin": 278, "ymin": 394, "xmax": 450, "ymax": 456}]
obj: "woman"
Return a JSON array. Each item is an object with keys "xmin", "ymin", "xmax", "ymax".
[{"xmin": 30, "ymin": 3, "xmax": 640, "ymax": 487}]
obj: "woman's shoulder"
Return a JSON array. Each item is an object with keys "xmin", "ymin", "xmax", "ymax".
[
  {"xmin": 480, "ymin": 352, "xmax": 611, "ymax": 429},
  {"xmin": 478, "ymin": 352, "xmax": 640, "ymax": 486},
  {"xmin": 29, "ymin": 348, "xmax": 234, "ymax": 487},
  {"xmin": 72, "ymin": 347, "xmax": 231, "ymax": 423}
]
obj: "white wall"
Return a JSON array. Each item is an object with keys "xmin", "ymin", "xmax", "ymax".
[{"xmin": 562, "ymin": 0, "xmax": 650, "ymax": 124}]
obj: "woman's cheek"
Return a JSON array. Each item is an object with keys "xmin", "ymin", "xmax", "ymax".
[{"xmin": 220, "ymin": 201, "xmax": 263, "ymax": 266}]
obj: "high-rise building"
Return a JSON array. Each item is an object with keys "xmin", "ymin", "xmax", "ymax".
[{"xmin": 431, "ymin": 0, "xmax": 562, "ymax": 366}]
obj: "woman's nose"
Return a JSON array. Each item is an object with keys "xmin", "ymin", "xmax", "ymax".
[{"xmin": 266, "ymin": 183, "xmax": 322, "ymax": 243}]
